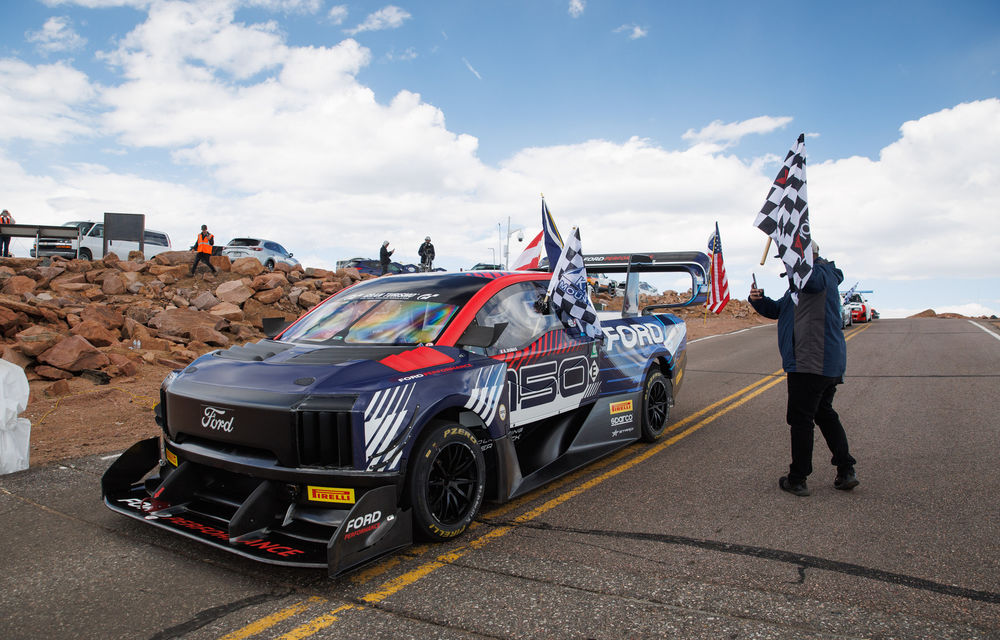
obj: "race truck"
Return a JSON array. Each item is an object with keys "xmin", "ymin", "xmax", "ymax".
[{"xmin": 103, "ymin": 252, "xmax": 709, "ymax": 576}]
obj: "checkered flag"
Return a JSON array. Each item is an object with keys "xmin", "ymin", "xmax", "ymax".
[
  {"xmin": 546, "ymin": 227, "xmax": 602, "ymax": 339},
  {"xmin": 754, "ymin": 133, "xmax": 813, "ymax": 303}
]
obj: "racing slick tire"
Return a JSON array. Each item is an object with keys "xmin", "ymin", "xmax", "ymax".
[
  {"xmin": 406, "ymin": 424, "xmax": 486, "ymax": 542},
  {"xmin": 639, "ymin": 369, "xmax": 672, "ymax": 442}
]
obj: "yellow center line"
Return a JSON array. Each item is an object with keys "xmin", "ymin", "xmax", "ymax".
[{"xmin": 217, "ymin": 596, "xmax": 326, "ymax": 640}]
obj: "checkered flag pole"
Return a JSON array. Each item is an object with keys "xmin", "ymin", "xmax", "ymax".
[
  {"xmin": 546, "ymin": 227, "xmax": 603, "ymax": 339},
  {"xmin": 754, "ymin": 133, "xmax": 813, "ymax": 304}
]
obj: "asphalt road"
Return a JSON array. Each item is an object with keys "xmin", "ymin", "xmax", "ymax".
[{"xmin": 2, "ymin": 317, "xmax": 998, "ymax": 639}]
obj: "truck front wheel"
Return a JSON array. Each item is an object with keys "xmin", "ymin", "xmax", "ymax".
[{"xmin": 406, "ymin": 424, "xmax": 485, "ymax": 541}]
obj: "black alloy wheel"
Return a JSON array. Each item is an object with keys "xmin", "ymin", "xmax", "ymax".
[
  {"xmin": 407, "ymin": 425, "xmax": 485, "ymax": 541},
  {"xmin": 640, "ymin": 369, "xmax": 672, "ymax": 442}
]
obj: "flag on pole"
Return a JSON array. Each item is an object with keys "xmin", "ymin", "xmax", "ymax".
[
  {"xmin": 541, "ymin": 197, "xmax": 564, "ymax": 272},
  {"xmin": 511, "ymin": 231, "xmax": 543, "ymax": 270},
  {"xmin": 705, "ymin": 222, "xmax": 730, "ymax": 314},
  {"xmin": 841, "ymin": 281, "xmax": 858, "ymax": 305},
  {"xmin": 754, "ymin": 133, "xmax": 813, "ymax": 303},
  {"xmin": 546, "ymin": 227, "xmax": 602, "ymax": 339}
]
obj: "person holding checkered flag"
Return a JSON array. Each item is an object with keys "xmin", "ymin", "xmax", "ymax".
[{"xmin": 545, "ymin": 227, "xmax": 602, "ymax": 340}]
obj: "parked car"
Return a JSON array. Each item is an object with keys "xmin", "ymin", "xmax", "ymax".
[
  {"xmin": 588, "ymin": 273, "xmax": 618, "ymax": 295},
  {"xmin": 103, "ymin": 252, "xmax": 700, "ymax": 576},
  {"xmin": 221, "ymin": 237, "xmax": 299, "ymax": 271},
  {"xmin": 638, "ymin": 281, "xmax": 659, "ymax": 296},
  {"xmin": 31, "ymin": 221, "xmax": 171, "ymax": 260},
  {"xmin": 470, "ymin": 262, "xmax": 503, "ymax": 271},
  {"xmin": 338, "ymin": 257, "xmax": 419, "ymax": 276}
]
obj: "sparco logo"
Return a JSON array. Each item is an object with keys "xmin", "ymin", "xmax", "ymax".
[
  {"xmin": 201, "ymin": 406, "xmax": 235, "ymax": 432},
  {"xmin": 610, "ymin": 414, "xmax": 633, "ymax": 427}
]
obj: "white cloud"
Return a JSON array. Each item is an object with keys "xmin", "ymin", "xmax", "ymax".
[
  {"xmin": 568, "ymin": 0, "xmax": 585, "ymax": 18},
  {"xmin": 328, "ymin": 4, "xmax": 348, "ymax": 25},
  {"xmin": 26, "ymin": 16, "xmax": 87, "ymax": 55},
  {"xmin": 682, "ymin": 116, "xmax": 793, "ymax": 149},
  {"xmin": 0, "ymin": 59, "xmax": 95, "ymax": 143},
  {"xmin": 462, "ymin": 57, "xmax": 482, "ymax": 80},
  {"xmin": 613, "ymin": 24, "xmax": 648, "ymax": 40},
  {"xmin": 245, "ymin": 0, "xmax": 322, "ymax": 12},
  {"xmin": 345, "ymin": 5, "xmax": 411, "ymax": 35}
]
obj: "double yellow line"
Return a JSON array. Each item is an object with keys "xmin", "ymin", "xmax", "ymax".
[{"xmin": 221, "ymin": 324, "xmax": 871, "ymax": 639}]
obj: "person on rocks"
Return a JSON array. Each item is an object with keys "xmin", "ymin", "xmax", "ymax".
[
  {"xmin": 190, "ymin": 224, "xmax": 217, "ymax": 276},
  {"xmin": 418, "ymin": 236, "xmax": 435, "ymax": 272},
  {"xmin": 0, "ymin": 209, "xmax": 14, "ymax": 257},
  {"xmin": 748, "ymin": 241, "xmax": 859, "ymax": 497},
  {"xmin": 379, "ymin": 240, "xmax": 394, "ymax": 276}
]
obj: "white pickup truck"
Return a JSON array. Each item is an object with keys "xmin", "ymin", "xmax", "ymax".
[{"xmin": 31, "ymin": 221, "xmax": 171, "ymax": 260}]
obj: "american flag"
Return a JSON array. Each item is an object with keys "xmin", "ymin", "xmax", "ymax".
[
  {"xmin": 706, "ymin": 222, "xmax": 730, "ymax": 314},
  {"xmin": 754, "ymin": 133, "xmax": 813, "ymax": 304},
  {"xmin": 546, "ymin": 227, "xmax": 602, "ymax": 340},
  {"xmin": 541, "ymin": 197, "xmax": 564, "ymax": 271}
]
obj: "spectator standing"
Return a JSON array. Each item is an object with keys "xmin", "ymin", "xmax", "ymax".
[
  {"xmin": 0, "ymin": 209, "xmax": 14, "ymax": 257},
  {"xmin": 190, "ymin": 224, "xmax": 217, "ymax": 276},
  {"xmin": 418, "ymin": 236, "xmax": 435, "ymax": 271},
  {"xmin": 748, "ymin": 242, "xmax": 859, "ymax": 497},
  {"xmin": 379, "ymin": 240, "xmax": 394, "ymax": 275}
]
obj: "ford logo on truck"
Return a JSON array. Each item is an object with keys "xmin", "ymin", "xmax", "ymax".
[{"xmin": 201, "ymin": 405, "xmax": 235, "ymax": 432}]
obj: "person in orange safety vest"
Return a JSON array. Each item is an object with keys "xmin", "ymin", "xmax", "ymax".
[
  {"xmin": 0, "ymin": 209, "xmax": 14, "ymax": 257},
  {"xmin": 190, "ymin": 224, "xmax": 217, "ymax": 276}
]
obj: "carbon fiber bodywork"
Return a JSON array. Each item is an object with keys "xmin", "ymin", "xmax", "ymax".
[{"xmin": 103, "ymin": 267, "xmax": 692, "ymax": 575}]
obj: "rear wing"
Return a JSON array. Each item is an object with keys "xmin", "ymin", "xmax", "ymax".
[{"xmin": 540, "ymin": 251, "xmax": 710, "ymax": 318}]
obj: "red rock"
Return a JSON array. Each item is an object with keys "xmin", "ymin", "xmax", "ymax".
[
  {"xmin": 215, "ymin": 280, "xmax": 254, "ymax": 305},
  {"xmin": 230, "ymin": 257, "xmax": 264, "ymax": 277},
  {"xmin": 37, "ymin": 335, "xmax": 111, "ymax": 372},
  {"xmin": 35, "ymin": 365, "xmax": 74, "ymax": 380},
  {"xmin": 81, "ymin": 304, "xmax": 125, "ymax": 330},
  {"xmin": 15, "ymin": 325, "xmax": 65, "ymax": 356},
  {"xmin": 69, "ymin": 320, "xmax": 121, "ymax": 347},
  {"xmin": 44, "ymin": 379, "xmax": 72, "ymax": 397},
  {"xmin": 253, "ymin": 288, "xmax": 284, "ymax": 304},
  {"xmin": 2, "ymin": 275, "xmax": 37, "ymax": 295}
]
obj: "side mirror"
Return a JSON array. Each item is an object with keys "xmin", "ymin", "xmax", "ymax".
[
  {"xmin": 262, "ymin": 317, "xmax": 293, "ymax": 339},
  {"xmin": 456, "ymin": 322, "xmax": 508, "ymax": 348}
]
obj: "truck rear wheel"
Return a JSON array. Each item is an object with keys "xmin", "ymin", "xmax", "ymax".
[
  {"xmin": 640, "ymin": 370, "xmax": 672, "ymax": 442},
  {"xmin": 406, "ymin": 424, "xmax": 485, "ymax": 541}
]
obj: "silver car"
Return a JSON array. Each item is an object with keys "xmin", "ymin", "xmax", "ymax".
[{"xmin": 221, "ymin": 237, "xmax": 299, "ymax": 271}]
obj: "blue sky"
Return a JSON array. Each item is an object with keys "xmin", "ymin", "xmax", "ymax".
[{"xmin": 1, "ymin": 0, "xmax": 999, "ymax": 318}]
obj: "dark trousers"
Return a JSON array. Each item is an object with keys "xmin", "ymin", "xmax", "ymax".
[
  {"xmin": 380, "ymin": 262, "xmax": 390, "ymax": 275},
  {"xmin": 0, "ymin": 235, "xmax": 10, "ymax": 257},
  {"xmin": 191, "ymin": 252, "xmax": 216, "ymax": 274},
  {"xmin": 786, "ymin": 372, "xmax": 856, "ymax": 483}
]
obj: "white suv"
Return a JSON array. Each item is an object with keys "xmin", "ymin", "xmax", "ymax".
[{"xmin": 32, "ymin": 221, "xmax": 172, "ymax": 261}]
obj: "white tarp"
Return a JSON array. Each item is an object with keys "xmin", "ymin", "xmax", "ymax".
[{"xmin": 0, "ymin": 359, "xmax": 31, "ymax": 474}]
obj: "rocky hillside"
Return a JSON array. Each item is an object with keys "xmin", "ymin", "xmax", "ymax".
[
  {"xmin": 1, "ymin": 251, "xmax": 372, "ymax": 389},
  {"xmin": 2, "ymin": 251, "xmax": 766, "ymax": 395}
]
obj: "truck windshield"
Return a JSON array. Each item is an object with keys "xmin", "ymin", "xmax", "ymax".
[{"xmin": 281, "ymin": 298, "xmax": 459, "ymax": 345}]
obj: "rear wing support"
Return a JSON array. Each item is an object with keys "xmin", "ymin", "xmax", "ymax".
[{"xmin": 581, "ymin": 251, "xmax": 710, "ymax": 318}]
